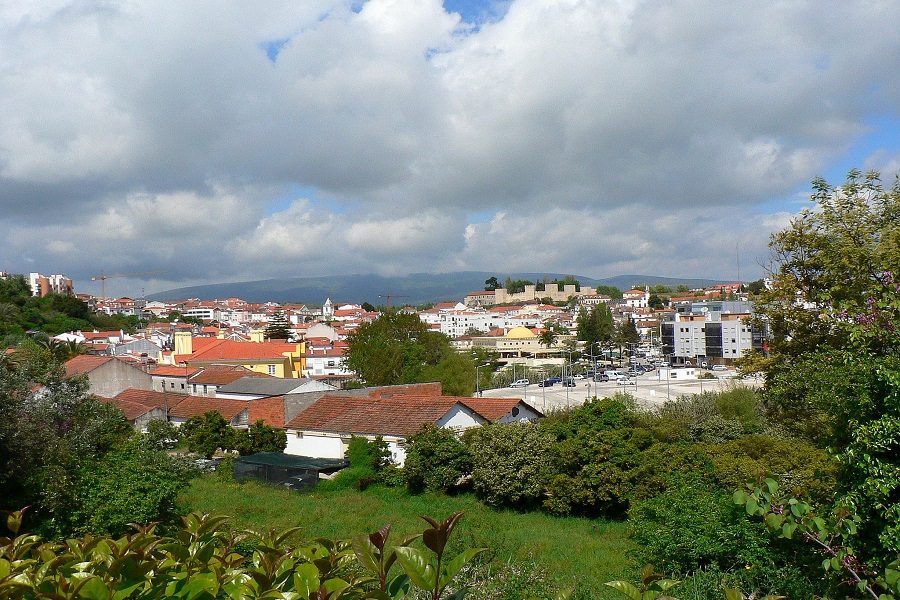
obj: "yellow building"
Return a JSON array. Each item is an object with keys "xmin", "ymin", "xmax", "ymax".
[{"xmin": 160, "ymin": 331, "xmax": 306, "ymax": 378}]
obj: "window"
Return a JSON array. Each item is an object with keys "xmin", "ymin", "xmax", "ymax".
[
  {"xmin": 268, "ymin": 364, "xmax": 277, "ymax": 376},
  {"xmin": 511, "ymin": 406, "xmax": 520, "ymax": 417},
  {"xmin": 203, "ymin": 385, "xmax": 208, "ymax": 394},
  {"xmin": 170, "ymin": 382, "xmax": 175, "ymax": 389},
  {"xmin": 180, "ymin": 383, "xmax": 185, "ymax": 389}
]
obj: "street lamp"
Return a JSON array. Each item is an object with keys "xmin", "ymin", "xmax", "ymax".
[{"xmin": 475, "ymin": 363, "xmax": 490, "ymax": 397}]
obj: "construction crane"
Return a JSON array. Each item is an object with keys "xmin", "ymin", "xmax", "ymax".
[
  {"xmin": 91, "ymin": 271, "xmax": 162, "ymax": 299},
  {"xmin": 378, "ymin": 293, "xmax": 409, "ymax": 308}
]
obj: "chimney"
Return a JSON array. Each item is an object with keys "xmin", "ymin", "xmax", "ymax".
[{"xmin": 173, "ymin": 331, "xmax": 193, "ymax": 356}]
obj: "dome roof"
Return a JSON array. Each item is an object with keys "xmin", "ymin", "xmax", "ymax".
[{"xmin": 506, "ymin": 326, "xmax": 537, "ymax": 339}]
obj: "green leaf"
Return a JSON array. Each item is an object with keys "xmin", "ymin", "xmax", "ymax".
[
  {"xmin": 605, "ymin": 581, "xmax": 642, "ymax": 600},
  {"xmin": 293, "ymin": 563, "xmax": 320, "ymax": 597},
  {"xmin": 781, "ymin": 523, "xmax": 797, "ymax": 539},
  {"xmin": 764, "ymin": 478, "xmax": 778, "ymax": 494},
  {"xmin": 724, "ymin": 590, "xmax": 744, "ymax": 600},
  {"xmin": 745, "ymin": 498, "xmax": 759, "ymax": 515},
  {"xmin": 732, "ymin": 490, "xmax": 747, "ymax": 505},
  {"xmin": 393, "ymin": 547, "xmax": 436, "ymax": 591},
  {"xmin": 352, "ymin": 535, "xmax": 379, "ymax": 575},
  {"xmin": 385, "ymin": 573, "xmax": 410, "ymax": 600},
  {"xmin": 77, "ymin": 576, "xmax": 109, "ymax": 600}
]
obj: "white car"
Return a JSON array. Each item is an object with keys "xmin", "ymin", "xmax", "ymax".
[
  {"xmin": 509, "ymin": 379, "xmax": 530, "ymax": 388},
  {"xmin": 617, "ymin": 378, "xmax": 636, "ymax": 386},
  {"xmin": 711, "ymin": 365, "xmax": 727, "ymax": 372}
]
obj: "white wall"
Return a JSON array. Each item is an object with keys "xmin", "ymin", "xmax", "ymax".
[
  {"xmin": 496, "ymin": 403, "xmax": 543, "ymax": 423},
  {"xmin": 285, "ymin": 431, "xmax": 346, "ymax": 459},
  {"xmin": 436, "ymin": 405, "xmax": 485, "ymax": 430}
]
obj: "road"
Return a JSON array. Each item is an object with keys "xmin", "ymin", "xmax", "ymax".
[{"xmin": 481, "ymin": 371, "xmax": 761, "ymax": 412}]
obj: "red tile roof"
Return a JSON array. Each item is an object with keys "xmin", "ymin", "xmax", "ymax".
[
  {"xmin": 460, "ymin": 397, "xmax": 541, "ymax": 421},
  {"xmin": 248, "ymin": 395, "xmax": 285, "ymax": 428},
  {"xmin": 175, "ymin": 339, "xmax": 299, "ymax": 363},
  {"xmin": 284, "ymin": 395, "xmax": 465, "ymax": 437},
  {"xmin": 168, "ymin": 396, "xmax": 249, "ymax": 421},
  {"xmin": 103, "ymin": 397, "xmax": 158, "ymax": 421},
  {"xmin": 64, "ymin": 355, "xmax": 113, "ymax": 377},
  {"xmin": 113, "ymin": 388, "xmax": 187, "ymax": 410},
  {"xmin": 188, "ymin": 365, "xmax": 271, "ymax": 385}
]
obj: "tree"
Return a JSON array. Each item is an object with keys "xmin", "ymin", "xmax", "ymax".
[
  {"xmin": 484, "ymin": 276, "xmax": 500, "ymax": 291},
  {"xmin": 404, "ymin": 425, "xmax": 472, "ymax": 493},
  {"xmin": 182, "ymin": 411, "xmax": 231, "ymax": 458},
  {"xmin": 345, "ymin": 310, "xmax": 474, "ymax": 393},
  {"xmin": 538, "ymin": 322, "xmax": 558, "ymax": 348},
  {"xmin": 361, "ymin": 301, "xmax": 376, "ymax": 312},
  {"xmin": 468, "ymin": 422, "xmax": 555, "ymax": 509},
  {"xmin": 577, "ymin": 303, "xmax": 615, "ymax": 350},
  {"xmin": 747, "ymin": 169, "xmax": 900, "ymax": 570},
  {"xmin": 616, "ymin": 317, "xmax": 641, "ymax": 346},
  {"xmin": 648, "ymin": 294, "xmax": 665, "ymax": 309},
  {"xmin": 264, "ymin": 311, "xmax": 291, "ymax": 340}
]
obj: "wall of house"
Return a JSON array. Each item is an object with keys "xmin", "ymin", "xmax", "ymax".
[
  {"xmin": 496, "ymin": 403, "xmax": 543, "ymax": 424},
  {"xmin": 437, "ymin": 405, "xmax": 485, "ymax": 430},
  {"xmin": 88, "ymin": 361, "xmax": 152, "ymax": 397},
  {"xmin": 152, "ymin": 375, "xmax": 190, "ymax": 394},
  {"xmin": 133, "ymin": 408, "xmax": 166, "ymax": 432},
  {"xmin": 285, "ymin": 431, "xmax": 346, "ymax": 459}
]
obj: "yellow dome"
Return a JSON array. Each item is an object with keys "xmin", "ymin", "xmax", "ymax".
[{"xmin": 506, "ymin": 326, "xmax": 537, "ymax": 339}]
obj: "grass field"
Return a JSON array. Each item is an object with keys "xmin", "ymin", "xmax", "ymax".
[{"xmin": 181, "ymin": 476, "xmax": 636, "ymax": 598}]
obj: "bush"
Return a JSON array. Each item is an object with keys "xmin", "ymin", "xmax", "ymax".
[
  {"xmin": 74, "ymin": 438, "xmax": 192, "ymax": 536},
  {"xmin": 143, "ymin": 418, "xmax": 181, "ymax": 450},
  {"xmin": 629, "ymin": 442, "xmax": 715, "ymax": 502},
  {"xmin": 181, "ymin": 411, "xmax": 230, "ymax": 458},
  {"xmin": 705, "ymin": 435, "xmax": 837, "ymax": 503},
  {"xmin": 404, "ymin": 425, "xmax": 472, "ymax": 493},
  {"xmin": 468, "ymin": 422, "xmax": 554, "ymax": 509},
  {"xmin": 544, "ymin": 427, "xmax": 651, "ymax": 517},
  {"xmin": 628, "ymin": 474, "xmax": 773, "ymax": 574}
]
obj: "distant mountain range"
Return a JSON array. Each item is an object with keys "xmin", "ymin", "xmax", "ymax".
[{"xmin": 147, "ymin": 272, "xmax": 735, "ymax": 305}]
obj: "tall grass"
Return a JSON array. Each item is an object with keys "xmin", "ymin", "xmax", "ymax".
[{"xmin": 181, "ymin": 477, "xmax": 634, "ymax": 599}]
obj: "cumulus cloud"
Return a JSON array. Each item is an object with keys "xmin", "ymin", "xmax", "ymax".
[{"xmin": 0, "ymin": 0, "xmax": 898, "ymax": 296}]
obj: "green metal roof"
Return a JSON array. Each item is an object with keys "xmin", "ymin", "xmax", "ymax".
[{"xmin": 235, "ymin": 452, "xmax": 346, "ymax": 470}]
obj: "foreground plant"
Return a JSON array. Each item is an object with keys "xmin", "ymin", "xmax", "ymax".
[
  {"xmin": 0, "ymin": 508, "xmax": 496, "ymax": 599},
  {"xmin": 393, "ymin": 512, "xmax": 486, "ymax": 600},
  {"xmin": 734, "ymin": 478, "xmax": 900, "ymax": 600}
]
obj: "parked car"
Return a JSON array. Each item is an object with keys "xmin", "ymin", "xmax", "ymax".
[
  {"xmin": 594, "ymin": 373, "xmax": 610, "ymax": 382},
  {"xmin": 562, "ymin": 378, "xmax": 576, "ymax": 387},
  {"xmin": 617, "ymin": 378, "xmax": 636, "ymax": 386},
  {"xmin": 712, "ymin": 365, "xmax": 727, "ymax": 372},
  {"xmin": 538, "ymin": 378, "xmax": 555, "ymax": 387},
  {"xmin": 510, "ymin": 378, "xmax": 530, "ymax": 388},
  {"xmin": 605, "ymin": 371, "xmax": 626, "ymax": 380}
]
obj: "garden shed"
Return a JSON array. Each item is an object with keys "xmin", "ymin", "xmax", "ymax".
[{"xmin": 233, "ymin": 452, "xmax": 347, "ymax": 490}]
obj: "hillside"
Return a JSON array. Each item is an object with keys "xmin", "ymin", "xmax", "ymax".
[{"xmin": 147, "ymin": 271, "xmax": 730, "ymax": 304}]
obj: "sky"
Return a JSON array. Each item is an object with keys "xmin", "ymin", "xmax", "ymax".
[{"xmin": 1, "ymin": 0, "xmax": 898, "ymax": 298}]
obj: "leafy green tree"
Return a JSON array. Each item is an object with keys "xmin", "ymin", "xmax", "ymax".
[
  {"xmin": 595, "ymin": 285, "xmax": 623, "ymax": 299},
  {"xmin": 616, "ymin": 317, "xmax": 641, "ymax": 347},
  {"xmin": 404, "ymin": 425, "xmax": 472, "ymax": 494},
  {"xmin": 467, "ymin": 422, "xmax": 554, "ymax": 509},
  {"xmin": 484, "ymin": 276, "xmax": 500, "ymax": 291},
  {"xmin": 361, "ymin": 301, "xmax": 376, "ymax": 312},
  {"xmin": 228, "ymin": 420, "xmax": 288, "ymax": 455},
  {"xmin": 746, "ymin": 169, "xmax": 900, "ymax": 571},
  {"xmin": 577, "ymin": 303, "xmax": 615, "ymax": 350},
  {"xmin": 346, "ymin": 311, "xmax": 474, "ymax": 393},
  {"xmin": 182, "ymin": 411, "xmax": 231, "ymax": 458},
  {"xmin": 144, "ymin": 418, "xmax": 181, "ymax": 450},
  {"xmin": 538, "ymin": 324, "xmax": 558, "ymax": 349},
  {"xmin": 74, "ymin": 438, "xmax": 192, "ymax": 536},
  {"xmin": 264, "ymin": 310, "xmax": 291, "ymax": 340},
  {"xmin": 647, "ymin": 294, "xmax": 665, "ymax": 309}
]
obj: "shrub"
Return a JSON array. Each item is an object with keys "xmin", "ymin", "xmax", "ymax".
[
  {"xmin": 74, "ymin": 438, "xmax": 193, "ymax": 536},
  {"xmin": 629, "ymin": 442, "xmax": 715, "ymax": 502},
  {"xmin": 404, "ymin": 425, "xmax": 472, "ymax": 494},
  {"xmin": 687, "ymin": 414, "xmax": 745, "ymax": 443},
  {"xmin": 143, "ymin": 418, "xmax": 181, "ymax": 450},
  {"xmin": 181, "ymin": 411, "xmax": 230, "ymax": 458},
  {"xmin": 705, "ymin": 435, "xmax": 837, "ymax": 503},
  {"xmin": 468, "ymin": 422, "xmax": 554, "ymax": 509},
  {"xmin": 544, "ymin": 427, "xmax": 650, "ymax": 517},
  {"xmin": 628, "ymin": 474, "xmax": 773, "ymax": 574}
]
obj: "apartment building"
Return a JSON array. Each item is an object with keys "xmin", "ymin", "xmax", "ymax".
[{"xmin": 660, "ymin": 301, "xmax": 765, "ymax": 365}]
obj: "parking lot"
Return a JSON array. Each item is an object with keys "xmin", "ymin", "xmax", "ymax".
[{"xmin": 482, "ymin": 371, "xmax": 761, "ymax": 412}]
